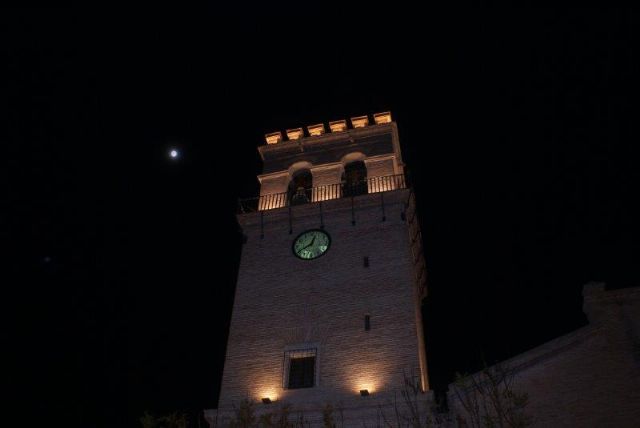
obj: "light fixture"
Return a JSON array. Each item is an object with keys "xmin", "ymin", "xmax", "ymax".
[
  {"xmin": 360, "ymin": 389, "xmax": 370, "ymax": 397},
  {"xmin": 261, "ymin": 397, "xmax": 272, "ymax": 404}
]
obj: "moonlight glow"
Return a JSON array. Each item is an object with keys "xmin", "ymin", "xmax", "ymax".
[{"xmin": 169, "ymin": 149, "xmax": 179, "ymax": 158}]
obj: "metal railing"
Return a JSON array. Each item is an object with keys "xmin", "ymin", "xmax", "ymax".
[{"xmin": 238, "ymin": 173, "xmax": 407, "ymax": 213}]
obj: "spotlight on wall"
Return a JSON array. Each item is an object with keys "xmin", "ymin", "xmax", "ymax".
[
  {"xmin": 359, "ymin": 389, "xmax": 370, "ymax": 397},
  {"xmin": 261, "ymin": 397, "xmax": 272, "ymax": 404}
]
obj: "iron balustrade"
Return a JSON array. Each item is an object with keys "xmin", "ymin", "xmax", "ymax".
[{"xmin": 238, "ymin": 173, "xmax": 407, "ymax": 213}]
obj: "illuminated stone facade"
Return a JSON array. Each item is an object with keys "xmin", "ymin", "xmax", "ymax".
[
  {"xmin": 204, "ymin": 114, "xmax": 640, "ymax": 427},
  {"xmin": 447, "ymin": 283, "xmax": 640, "ymax": 428},
  {"xmin": 206, "ymin": 115, "xmax": 431, "ymax": 426}
]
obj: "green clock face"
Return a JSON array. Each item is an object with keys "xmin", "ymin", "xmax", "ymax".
[{"xmin": 292, "ymin": 229, "xmax": 331, "ymax": 260}]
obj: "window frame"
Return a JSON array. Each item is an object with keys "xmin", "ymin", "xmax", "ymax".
[{"xmin": 282, "ymin": 345, "xmax": 319, "ymax": 389}]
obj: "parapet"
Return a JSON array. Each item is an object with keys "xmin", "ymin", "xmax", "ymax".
[{"xmin": 262, "ymin": 112, "xmax": 393, "ymax": 146}]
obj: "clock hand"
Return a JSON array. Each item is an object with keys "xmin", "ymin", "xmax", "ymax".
[{"xmin": 302, "ymin": 235, "xmax": 316, "ymax": 250}]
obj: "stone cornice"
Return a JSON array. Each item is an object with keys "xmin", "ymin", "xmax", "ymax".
[{"xmin": 257, "ymin": 170, "xmax": 289, "ymax": 183}]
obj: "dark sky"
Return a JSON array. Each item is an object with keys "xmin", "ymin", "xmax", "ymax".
[{"xmin": 6, "ymin": 7, "xmax": 638, "ymax": 428}]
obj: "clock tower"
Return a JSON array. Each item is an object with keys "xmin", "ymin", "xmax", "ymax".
[{"xmin": 207, "ymin": 112, "xmax": 430, "ymax": 426}]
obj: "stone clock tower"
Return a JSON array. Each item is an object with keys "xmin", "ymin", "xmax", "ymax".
[{"xmin": 206, "ymin": 113, "xmax": 430, "ymax": 427}]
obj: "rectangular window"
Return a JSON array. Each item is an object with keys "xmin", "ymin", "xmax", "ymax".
[
  {"xmin": 283, "ymin": 348, "xmax": 316, "ymax": 389},
  {"xmin": 365, "ymin": 315, "xmax": 371, "ymax": 331},
  {"xmin": 363, "ymin": 256, "xmax": 369, "ymax": 267}
]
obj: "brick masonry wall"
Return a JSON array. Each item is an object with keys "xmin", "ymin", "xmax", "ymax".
[
  {"xmin": 448, "ymin": 284, "xmax": 640, "ymax": 427},
  {"xmin": 216, "ymin": 190, "xmax": 429, "ymax": 424}
]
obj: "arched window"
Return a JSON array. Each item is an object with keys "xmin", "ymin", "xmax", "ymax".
[
  {"xmin": 342, "ymin": 161, "xmax": 368, "ymax": 197},
  {"xmin": 288, "ymin": 169, "xmax": 313, "ymax": 205}
]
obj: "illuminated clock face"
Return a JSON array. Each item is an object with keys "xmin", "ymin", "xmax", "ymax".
[{"xmin": 292, "ymin": 229, "xmax": 331, "ymax": 260}]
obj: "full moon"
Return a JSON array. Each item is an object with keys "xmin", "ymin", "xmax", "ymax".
[{"xmin": 169, "ymin": 149, "xmax": 179, "ymax": 158}]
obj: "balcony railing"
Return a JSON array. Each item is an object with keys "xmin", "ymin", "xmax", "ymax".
[{"xmin": 238, "ymin": 174, "xmax": 407, "ymax": 213}]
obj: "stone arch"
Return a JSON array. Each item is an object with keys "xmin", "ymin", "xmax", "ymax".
[
  {"xmin": 287, "ymin": 161, "xmax": 313, "ymax": 205},
  {"xmin": 340, "ymin": 151, "xmax": 366, "ymax": 166},
  {"xmin": 287, "ymin": 161, "xmax": 313, "ymax": 177},
  {"xmin": 341, "ymin": 153, "xmax": 368, "ymax": 197}
]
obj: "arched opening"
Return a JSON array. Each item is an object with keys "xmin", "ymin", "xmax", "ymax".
[
  {"xmin": 342, "ymin": 161, "xmax": 368, "ymax": 197},
  {"xmin": 288, "ymin": 169, "xmax": 313, "ymax": 205}
]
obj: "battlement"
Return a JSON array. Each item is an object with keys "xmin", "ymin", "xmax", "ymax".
[{"xmin": 262, "ymin": 112, "xmax": 392, "ymax": 146}]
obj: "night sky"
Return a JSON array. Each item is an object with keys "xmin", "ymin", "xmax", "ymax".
[{"xmin": 6, "ymin": 7, "xmax": 638, "ymax": 428}]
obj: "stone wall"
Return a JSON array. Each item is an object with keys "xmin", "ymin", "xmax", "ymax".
[
  {"xmin": 448, "ymin": 283, "xmax": 640, "ymax": 428},
  {"xmin": 214, "ymin": 190, "xmax": 429, "ymax": 427}
]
